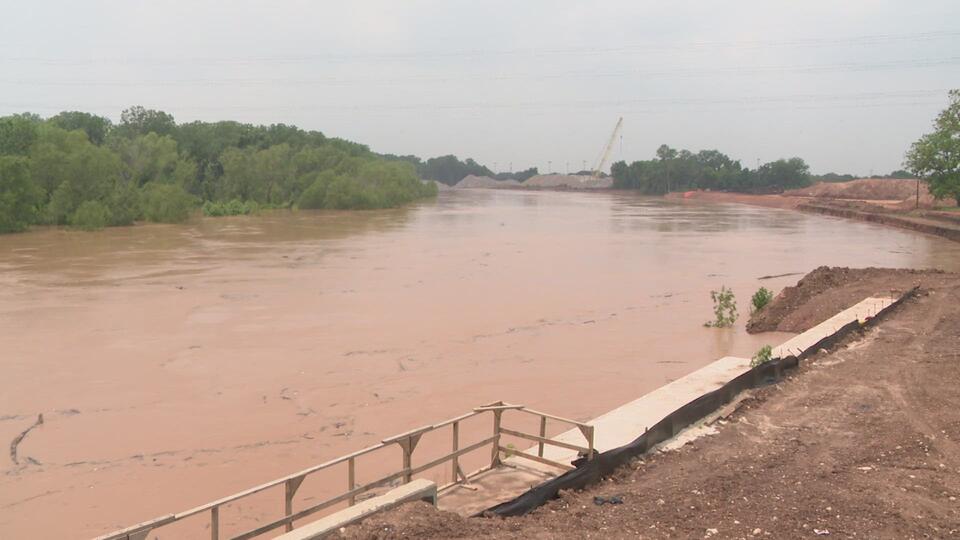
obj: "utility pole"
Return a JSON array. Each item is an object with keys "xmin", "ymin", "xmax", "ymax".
[
  {"xmin": 566, "ymin": 161, "xmax": 569, "ymax": 174},
  {"xmin": 582, "ymin": 160, "xmax": 586, "ymax": 172}
]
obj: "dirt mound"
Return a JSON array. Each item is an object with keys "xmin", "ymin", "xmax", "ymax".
[
  {"xmin": 454, "ymin": 175, "xmax": 521, "ymax": 189},
  {"xmin": 785, "ymin": 178, "xmax": 923, "ymax": 201},
  {"xmin": 522, "ymin": 174, "xmax": 613, "ymax": 189},
  {"xmin": 747, "ymin": 266, "xmax": 939, "ymax": 333}
]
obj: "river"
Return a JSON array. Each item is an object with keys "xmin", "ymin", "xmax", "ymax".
[{"xmin": 2, "ymin": 189, "xmax": 959, "ymax": 538}]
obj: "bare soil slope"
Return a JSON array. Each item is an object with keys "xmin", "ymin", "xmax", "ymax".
[
  {"xmin": 747, "ymin": 266, "xmax": 938, "ymax": 333},
  {"xmin": 337, "ymin": 268, "xmax": 960, "ymax": 539},
  {"xmin": 785, "ymin": 178, "xmax": 923, "ymax": 201}
]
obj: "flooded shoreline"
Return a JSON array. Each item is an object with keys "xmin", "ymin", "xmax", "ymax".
[{"xmin": 3, "ymin": 190, "xmax": 960, "ymax": 538}]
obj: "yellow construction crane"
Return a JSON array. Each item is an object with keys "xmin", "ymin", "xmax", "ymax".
[{"xmin": 592, "ymin": 117, "xmax": 623, "ymax": 178}]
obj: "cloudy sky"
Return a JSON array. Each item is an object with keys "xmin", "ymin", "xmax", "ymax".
[{"xmin": 1, "ymin": 1, "xmax": 958, "ymax": 174}]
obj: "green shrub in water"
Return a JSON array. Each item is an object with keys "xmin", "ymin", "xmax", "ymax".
[
  {"xmin": 705, "ymin": 286, "xmax": 738, "ymax": 327},
  {"xmin": 751, "ymin": 287, "xmax": 774, "ymax": 314}
]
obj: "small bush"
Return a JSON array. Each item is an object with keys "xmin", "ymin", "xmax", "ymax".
[
  {"xmin": 751, "ymin": 345, "xmax": 773, "ymax": 367},
  {"xmin": 142, "ymin": 183, "xmax": 195, "ymax": 223},
  {"xmin": 202, "ymin": 199, "xmax": 259, "ymax": 217},
  {"xmin": 751, "ymin": 287, "xmax": 773, "ymax": 313},
  {"xmin": 705, "ymin": 286, "xmax": 738, "ymax": 327},
  {"xmin": 71, "ymin": 200, "xmax": 112, "ymax": 231}
]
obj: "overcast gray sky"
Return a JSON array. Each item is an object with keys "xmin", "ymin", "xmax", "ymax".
[{"xmin": 2, "ymin": 0, "xmax": 959, "ymax": 175}]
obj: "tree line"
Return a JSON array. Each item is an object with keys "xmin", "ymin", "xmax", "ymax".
[
  {"xmin": 0, "ymin": 107, "xmax": 437, "ymax": 233},
  {"xmin": 381, "ymin": 153, "xmax": 539, "ymax": 185},
  {"xmin": 611, "ymin": 145, "xmax": 812, "ymax": 194}
]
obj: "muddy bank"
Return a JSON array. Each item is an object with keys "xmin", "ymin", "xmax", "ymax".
[
  {"xmin": 799, "ymin": 202, "xmax": 960, "ymax": 243},
  {"xmin": 671, "ymin": 187, "xmax": 960, "ymax": 243},
  {"xmin": 747, "ymin": 266, "xmax": 938, "ymax": 333},
  {"xmin": 337, "ymin": 268, "xmax": 960, "ymax": 538}
]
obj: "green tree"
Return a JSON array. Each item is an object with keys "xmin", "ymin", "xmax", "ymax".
[
  {"xmin": 116, "ymin": 133, "xmax": 181, "ymax": 186},
  {"xmin": 906, "ymin": 89, "xmax": 960, "ymax": 205},
  {"xmin": 45, "ymin": 144, "xmax": 123, "ymax": 224},
  {"xmin": 114, "ymin": 106, "xmax": 177, "ymax": 139},
  {"xmin": 48, "ymin": 111, "xmax": 113, "ymax": 145},
  {"xmin": 28, "ymin": 125, "xmax": 90, "ymax": 200},
  {"xmin": 141, "ymin": 183, "xmax": 195, "ymax": 223},
  {"xmin": 0, "ymin": 156, "xmax": 41, "ymax": 232},
  {"xmin": 0, "ymin": 114, "xmax": 41, "ymax": 156}
]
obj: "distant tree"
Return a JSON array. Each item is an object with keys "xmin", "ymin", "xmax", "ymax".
[
  {"xmin": 114, "ymin": 106, "xmax": 177, "ymax": 139},
  {"xmin": 0, "ymin": 114, "xmax": 41, "ymax": 156},
  {"xmin": 0, "ymin": 156, "xmax": 41, "ymax": 232},
  {"xmin": 812, "ymin": 172, "xmax": 856, "ymax": 183},
  {"xmin": 656, "ymin": 144, "xmax": 678, "ymax": 161},
  {"xmin": 887, "ymin": 169, "xmax": 916, "ymax": 179},
  {"xmin": 906, "ymin": 90, "xmax": 960, "ymax": 205},
  {"xmin": 48, "ymin": 111, "xmax": 113, "ymax": 145},
  {"xmin": 418, "ymin": 155, "xmax": 493, "ymax": 185},
  {"xmin": 755, "ymin": 157, "xmax": 811, "ymax": 190},
  {"xmin": 493, "ymin": 167, "xmax": 538, "ymax": 182}
]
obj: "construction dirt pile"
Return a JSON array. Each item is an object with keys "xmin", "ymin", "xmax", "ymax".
[
  {"xmin": 522, "ymin": 174, "xmax": 613, "ymax": 189},
  {"xmin": 454, "ymin": 175, "xmax": 521, "ymax": 189},
  {"xmin": 785, "ymin": 178, "xmax": 924, "ymax": 201},
  {"xmin": 746, "ymin": 266, "xmax": 939, "ymax": 333},
  {"xmin": 336, "ymin": 267, "xmax": 960, "ymax": 539}
]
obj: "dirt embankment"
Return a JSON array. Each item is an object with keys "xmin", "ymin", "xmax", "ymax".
[
  {"xmin": 338, "ymin": 267, "xmax": 960, "ymax": 539},
  {"xmin": 746, "ymin": 266, "xmax": 937, "ymax": 333},
  {"xmin": 784, "ymin": 178, "xmax": 924, "ymax": 201},
  {"xmin": 674, "ymin": 177, "xmax": 960, "ymax": 243}
]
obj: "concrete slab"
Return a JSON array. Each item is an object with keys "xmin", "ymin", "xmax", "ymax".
[
  {"xmin": 524, "ymin": 355, "xmax": 754, "ymax": 468},
  {"xmin": 275, "ymin": 479, "xmax": 437, "ymax": 539},
  {"xmin": 772, "ymin": 297, "xmax": 894, "ymax": 359},
  {"xmin": 437, "ymin": 464, "xmax": 553, "ymax": 517}
]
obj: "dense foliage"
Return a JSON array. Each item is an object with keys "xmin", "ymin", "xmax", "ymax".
[
  {"xmin": 0, "ymin": 107, "xmax": 437, "ymax": 233},
  {"xmin": 612, "ymin": 144, "xmax": 811, "ymax": 194},
  {"xmin": 907, "ymin": 89, "xmax": 960, "ymax": 205},
  {"xmin": 382, "ymin": 153, "xmax": 539, "ymax": 185}
]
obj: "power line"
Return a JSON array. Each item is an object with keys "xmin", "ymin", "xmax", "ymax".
[
  {"xmin": 0, "ymin": 89, "xmax": 948, "ymax": 116},
  {"xmin": 2, "ymin": 30, "xmax": 957, "ymax": 66},
  {"xmin": 1, "ymin": 57, "xmax": 957, "ymax": 88}
]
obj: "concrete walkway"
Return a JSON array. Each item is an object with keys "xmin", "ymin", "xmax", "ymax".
[{"xmin": 438, "ymin": 296, "xmax": 898, "ymax": 515}]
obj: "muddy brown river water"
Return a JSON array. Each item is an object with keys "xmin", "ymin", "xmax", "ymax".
[{"xmin": 3, "ymin": 189, "xmax": 960, "ymax": 539}]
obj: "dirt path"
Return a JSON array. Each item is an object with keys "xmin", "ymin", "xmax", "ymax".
[{"xmin": 337, "ymin": 268, "xmax": 960, "ymax": 538}]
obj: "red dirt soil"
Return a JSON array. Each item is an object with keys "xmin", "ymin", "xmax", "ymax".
[{"xmin": 336, "ymin": 268, "xmax": 960, "ymax": 539}]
